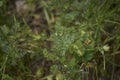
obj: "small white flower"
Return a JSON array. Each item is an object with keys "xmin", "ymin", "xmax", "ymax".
[
  {"xmin": 103, "ymin": 45, "xmax": 110, "ymax": 51},
  {"xmin": 64, "ymin": 65, "xmax": 67, "ymax": 67}
]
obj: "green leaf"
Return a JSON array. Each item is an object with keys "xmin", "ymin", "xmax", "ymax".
[
  {"xmin": 0, "ymin": 1, "xmax": 3, "ymax": 7},
  {"xmin": 2, "ymin": 74, "xmax": 13, "ymax": 80},
  {"xmin": 50, "ymin": 65, "xmax": 58, "ymax": 73}
]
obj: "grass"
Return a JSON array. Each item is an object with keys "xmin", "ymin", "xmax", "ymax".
[{"xmin": 0, "ymin": 0, "xmax": 120, "ymax": 80}]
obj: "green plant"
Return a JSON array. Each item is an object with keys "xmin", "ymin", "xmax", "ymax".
[
  {"xmin": 44, "ymin": 0, "xmax": 120, "ymax": 79},
  {"xmin": 0, "ymin": 0, "xmax": 120, "ymax": 80}
]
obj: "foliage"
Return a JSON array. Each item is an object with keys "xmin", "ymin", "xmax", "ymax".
[
  {"xmin": 44, "ymin": 0, "xmax": 120, "ymax": 79},
  {"xmin": 0, "ymin": 0, "xmax": 120, "ymax": 80}
]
